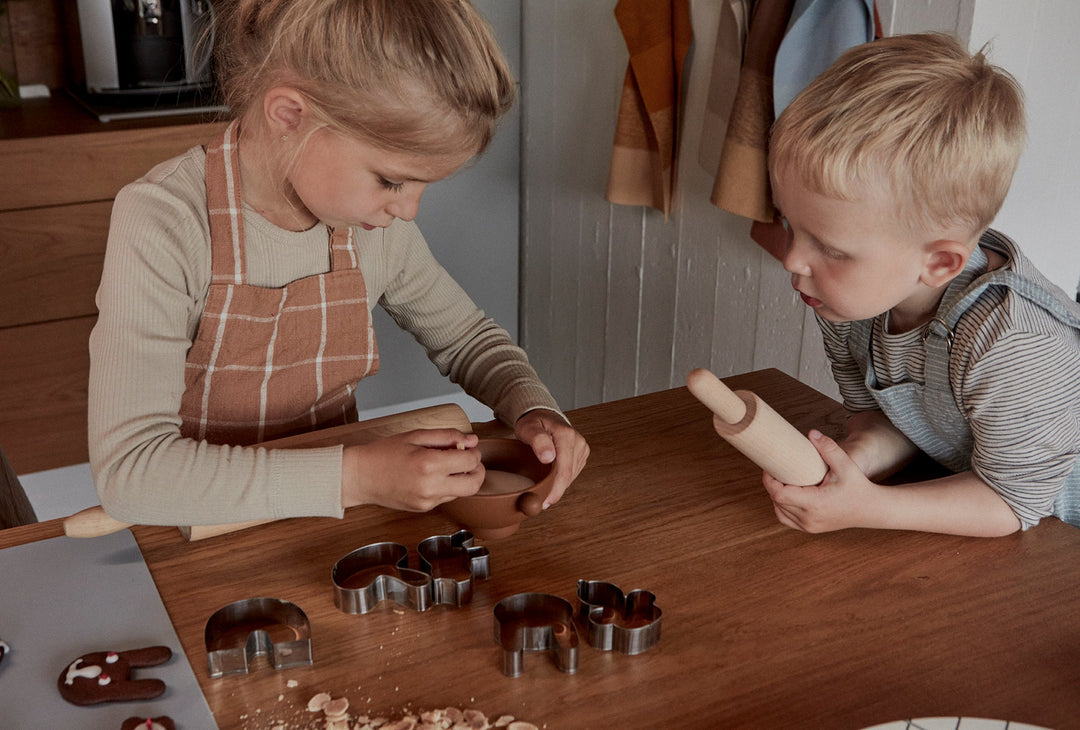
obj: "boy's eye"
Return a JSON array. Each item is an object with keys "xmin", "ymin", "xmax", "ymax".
[
  {"xmin": 378, "ymin": 177, "xmax": 405, "ymax": 193},
  {"xmin": 816, "ymin": 241, "xmax": 848, "ymax": 260}
]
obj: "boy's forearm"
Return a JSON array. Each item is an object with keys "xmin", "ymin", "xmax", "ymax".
[
  {"xmin": 841, "ymin": 409, "xmax": 920, "ymax": 480},
  {"xmin": 865, "ymin": 471, "xmax": 1021, "ymax": 537}
]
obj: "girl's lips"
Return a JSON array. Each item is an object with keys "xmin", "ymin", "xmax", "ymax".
[
  {"xmin": 799, "ymin": 291, "xmax": 823, "ymax": 308},
  {"xmin": 359, "ymin": 223, "xmax": 376, "ymax": 231}
]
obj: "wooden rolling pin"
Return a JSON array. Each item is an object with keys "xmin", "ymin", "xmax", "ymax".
[
  {"xmin": 63, "ymin": 403, "xmax": 474, "ymax": 541},
  {"xmin": 686, "ymin": 368, "xmax": 827, "ymax": 486}
]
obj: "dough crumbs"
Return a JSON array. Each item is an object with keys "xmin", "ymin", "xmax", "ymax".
[
  {"xmin": 249, "ymin": 698, "xmax": 538, "ymax": 730},
  {"xmin": 307, "ymin": 692, "xmax": 332, "ymax": 712},
  {"xmin": 287, "ymin": 679, "xmax": 300, "ymax": 688}
]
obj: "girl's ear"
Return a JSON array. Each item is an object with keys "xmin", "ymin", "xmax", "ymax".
[
  {"xmin": 921, "ymin": 239, "xmax": 971, "ymax": 287},
  {"xmin": 262, "ymin": 87, "xmax": 308, "ymax": 137}
]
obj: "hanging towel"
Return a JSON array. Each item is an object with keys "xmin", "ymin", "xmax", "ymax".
[
  {"xmin": 709, "ymin": 0, "xmax": 794, "ymax": 224},
  {"xmin": 698, "ymin": 0, "xmax": 753, "ymax": 175},
  {"xmin": 750, "ymin": 0, "xmax": 880, "ymax": 259},
  {"xmin": 606, "ymin": 0, "xmax": 693, "ymax": 219},
  {"xmin": 773, "ymin": 0, "xmax": 876, "ymax": 118}
]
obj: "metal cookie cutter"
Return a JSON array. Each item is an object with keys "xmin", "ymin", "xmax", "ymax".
[
  {"xmin": 576, "ymin": 580, "xmax": 662, "ymax": 655},
  {"xmin": 493, "ymin": 593, "xmax": 579, "ymax": 677},
  {"xmin": 204, "ymin": 597, "xmax": 313, "ymax": 678},
  {"xmin": 332, "ymin": 530, "xmax": 490, "ymax": 614}
]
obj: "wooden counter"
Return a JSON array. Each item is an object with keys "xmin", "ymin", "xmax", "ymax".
[{"xmin": 5, "ymin": 369, "xmax": 1080, "ymax": 729}]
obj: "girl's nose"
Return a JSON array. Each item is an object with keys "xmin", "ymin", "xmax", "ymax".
[{"xmin": 387, "ymin": 186, "xmax": 425, "ymax": 222}]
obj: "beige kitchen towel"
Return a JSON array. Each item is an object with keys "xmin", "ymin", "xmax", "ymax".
[
  {"xmin": 605, "ymin": 0, "xmax": 693, "ymax": 219},
  {"xmin": 709, "ymin": 0, "xmax": 794, "ymax": 223},
  {"xmin": 698, "ymin": 0, "xmax": 753, "ymax": 175}
]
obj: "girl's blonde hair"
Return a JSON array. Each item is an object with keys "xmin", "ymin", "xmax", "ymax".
[
  {"xmin": 769, "ymin": 33, "xmax": 1026, "ymax": 236},
  {"xmin": 213, "ymin": 0, "xmax": 515, "ymax": 156}
]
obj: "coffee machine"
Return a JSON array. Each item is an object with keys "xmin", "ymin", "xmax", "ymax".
[{"xmin": 74, "ymin": 0, "xmax": 215, "ymax": 95}]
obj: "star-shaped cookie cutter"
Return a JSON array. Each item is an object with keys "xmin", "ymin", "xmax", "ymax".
[
  {"xmin": 576, "ymin": 579, "xmax": 662, "ymax": 655},
  {"xmin": 204, "ymin": 597, "xmax": 313, "ymax": 678},
  {"xmin": 332, "ymin": 530, "xmax": 491, "ymax": 614}
]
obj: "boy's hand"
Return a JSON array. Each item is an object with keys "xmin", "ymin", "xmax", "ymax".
[
  {"xmin": 341, "ymin": 429, "xmax": 484, "ymax": 512},
  {"xmin": 762, "ymin": 429, "xmax": 880, "ymax": 532},
  {"xmin": 514, "ymin": 410, "xmax": 590, "ymax": 508}
]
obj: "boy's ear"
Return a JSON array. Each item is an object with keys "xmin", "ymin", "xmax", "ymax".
[
  {"xmin": 262, "ymin": 87, "xmax": 308, "ymax": 136},
  {"xmin": 921, "ymin": 239, "xmax": 971, "ymax": 287}
]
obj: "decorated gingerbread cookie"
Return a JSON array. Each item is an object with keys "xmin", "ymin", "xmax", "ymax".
[
  {"xmin": 57, "ymin": 646, "xmax": 172, "ymax": 706},
  {"xmin": 121, "ymin": 717, "xmax": 176, "ymax": 730}
]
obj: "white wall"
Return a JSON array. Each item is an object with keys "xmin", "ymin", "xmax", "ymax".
[
  {"xmin": 519, "ymin": 0, "xmax": 1080, "ymax": 414},
  {"xmin": 880, "ymin": 0, "xmax": 1080, "ymax": 296},
  {"xmin": 520, "ymin": 0, "xmax": 836, "ymax": 411}
]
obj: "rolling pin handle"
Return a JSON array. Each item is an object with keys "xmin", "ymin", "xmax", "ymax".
[
  {"xmin": 686, "ymin": 368, "xmax": 747, "ymax": 424},
  {"xmin": 63, "ymin": 506, "xmax": 132, "ymax": 538}
]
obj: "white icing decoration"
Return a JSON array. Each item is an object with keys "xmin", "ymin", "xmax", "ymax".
[
  {"xmin": 105, "ymin": 652, "xmax": 119, "ymax": 664},
  {"xmin": 0, "ymin": 640, "xmax": 9, "ymax": 654},
  {"xmin": 64, "ymin": 658, "xmax": 103, "ymax": 684}
]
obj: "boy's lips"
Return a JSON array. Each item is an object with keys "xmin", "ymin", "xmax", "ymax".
[{"xmin": 798, "ymin": 290, "xmax": 823, "ymax": 308}]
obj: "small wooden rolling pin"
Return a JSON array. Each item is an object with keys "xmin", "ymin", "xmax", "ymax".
[
  {"xmin": 686, "ymin": 368, "xmax": 827, "ymax": 486},
  {"xmin": 63, "ymin": 403, "xmax": 474, "ymax": 541}
]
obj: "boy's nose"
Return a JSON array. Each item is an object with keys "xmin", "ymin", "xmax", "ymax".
[{"xmin": 781, "ymin": 239, "xmax": 811, "ymax": 276}]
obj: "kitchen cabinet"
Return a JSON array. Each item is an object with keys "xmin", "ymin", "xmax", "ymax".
[{"xmin": 0, "ymin": 93, "xmax": 223, "ymax": 474}]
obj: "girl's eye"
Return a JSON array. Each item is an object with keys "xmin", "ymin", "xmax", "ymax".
[{"xmin": 378, "ymin": 177, "xmax": 405, "ymax": 193}]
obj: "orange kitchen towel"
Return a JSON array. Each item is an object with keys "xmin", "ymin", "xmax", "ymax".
[
  {"xmin": 699, "ymin": 0, "xmax": 753, "ymax": 175},
  {"xmin": 605, "ymin": 0, "xmax": 693, "ymax": 219},
  {"xmin": 709, "ymin": 0, "xmax": 794, "ymax": 223}
]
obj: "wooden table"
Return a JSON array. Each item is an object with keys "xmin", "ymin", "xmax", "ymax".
[{"xmin": 6, "ymin": 369, "xmax": 1080, "ymax": 729}]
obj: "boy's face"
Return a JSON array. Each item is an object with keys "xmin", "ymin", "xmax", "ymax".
[{"xmin": 772, "ymin": 167, "xmax": 942, "ymax": 328}]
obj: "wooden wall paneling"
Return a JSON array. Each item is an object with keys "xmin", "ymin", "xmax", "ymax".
[
  {"xmin": 0, "ymin": 122, "xmax": 224, "ymax": 211},
  {"xmin": 562, "ymin": 0, "xmax": 621, "ymax": 409},
  {"xmin": 0, "ymin": 200, "xmax": 110, "ymax": 328},
  {"xmin": 0, "ymin": 316, "xmax": 95, "ymax": 473},
  {"xmin": 519, "ymin": 1, "xmax": 557, "ymax": 400},
  {"xmin": 637, "ymin": 215, "xmax": 680, "ymax": 395},
  {"xmin": 603, "ymin": 208, "xmax": 645, "ymax": 404},
  {"xmin": 544, "ymin": 0, "xmax": 588, "ymax": 410}
]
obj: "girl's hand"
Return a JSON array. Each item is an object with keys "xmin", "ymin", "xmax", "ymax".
[
  {"xmin": 514, "ymin": 410, "xmax": 590, "ymax": 508},
  {"xmin": 341, "ymin": 429, "xmax": 484, "ymax": 512},
  {"xmin": 762, "ymin": 429, "xmax": 882, "ymax": 533}
]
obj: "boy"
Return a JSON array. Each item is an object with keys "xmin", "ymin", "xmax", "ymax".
[{"xmin": 759, "ymin": 33, "xmax": 1080, "ymax": 536}]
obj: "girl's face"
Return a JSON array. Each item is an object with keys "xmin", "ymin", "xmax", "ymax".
[
  {"xmin": 285, "ymin": 127, "xmax": 474, "ymax": 231},
  {"xmin": 772, "ymin": 167, "xmax": 943, "ymax": 330}
]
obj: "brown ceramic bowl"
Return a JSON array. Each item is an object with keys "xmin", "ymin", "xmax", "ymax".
[{"xmin": 438, "ymin": 438, "xmax": 554, "ymax": 540}]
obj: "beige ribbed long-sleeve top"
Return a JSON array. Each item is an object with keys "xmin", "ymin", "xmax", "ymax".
[{"xmin": 88, "ymin": 146, "xmax": 562, "ymax": 526}]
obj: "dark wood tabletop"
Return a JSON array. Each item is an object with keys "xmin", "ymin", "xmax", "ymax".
[{"xmin": 6, "ymin": 368, "xmax": 1079, "ymax": 729}]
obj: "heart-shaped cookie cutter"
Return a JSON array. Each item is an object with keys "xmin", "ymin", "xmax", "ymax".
[
  {"xmin": 493, "ymin": 593, "xmax": 580, "ymax": 677},
  {"xmin": 576, "ymin": 579, "xmax": 662, "ymax": 655},
  {"xmin": 204, "ymin": 597, "xmax": 313, "ymax": 678},
  {"xmin": 332, "ymin": 530, "xmax": 490, "ymax": 614}
]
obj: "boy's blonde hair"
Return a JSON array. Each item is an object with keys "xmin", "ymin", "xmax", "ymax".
[
  {"xmin": 213, "ymin": 0, "xmax": 515, "ymax": 156},
  {"xmin": 769, "ymin": 33, "xmax": 1026, "ymax": 236}
]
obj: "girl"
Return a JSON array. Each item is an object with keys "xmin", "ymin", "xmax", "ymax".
[{"xmin": 88, "ymin": 0, "xmax": 589, "ymax": 526}]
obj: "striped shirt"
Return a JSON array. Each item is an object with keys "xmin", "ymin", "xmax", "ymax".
[{"xmin": 819, "ymin": 243, "xmax": 1080, "ymax": 528}]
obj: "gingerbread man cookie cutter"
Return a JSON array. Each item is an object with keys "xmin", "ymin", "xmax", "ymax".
[
  {"xmin": 493, "ymin": 593, "xmax": 580, "ymax": 677},
  {"xmin": 204, "ymin": 597, "xmax": 313, "ymax": 678},
  {"xmin": 575, "ymin": 579, "xmax": 662, "ymax": 655},
  {"xmin": 332, "ymin": 530, "xmax": 490, "ymax": 614}
]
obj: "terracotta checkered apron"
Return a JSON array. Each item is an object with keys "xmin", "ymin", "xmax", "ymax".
[{"xmin": 179, "ymin": 121, "xmax": 379, "ymax": 445}]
